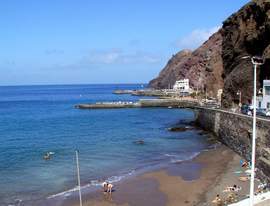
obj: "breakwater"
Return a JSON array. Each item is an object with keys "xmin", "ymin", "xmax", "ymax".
[
  {"xmin": 195, "ymin": 107, "xmax": 270, "ymax": 183},
  {"xmin": 75, "ymin": 99, "xmax": 200, "ymax": 109},
  {"xmin": 113, "ymin": 89, "xmax": 180, "ymax": 97}
]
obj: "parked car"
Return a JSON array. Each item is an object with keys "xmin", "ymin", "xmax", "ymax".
[
  {"xmin": 256, "ymin": 109, "xmax": 270, "ymax": 117},
  {"xmin": 241, "ymin": 105, "xmax": 252, "ymax": 116}
]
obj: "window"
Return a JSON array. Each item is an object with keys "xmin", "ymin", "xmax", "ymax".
[
  {"xmin": 265, "ymin": 86, "xmax": 270, "ymax": 95},
  {"xmin": 259, "ymin": 101, "xmax": 262, "ymax": 108},
  {"xmin": 267, "ymin": 102, "xmax": 270, "ymax": 109}
]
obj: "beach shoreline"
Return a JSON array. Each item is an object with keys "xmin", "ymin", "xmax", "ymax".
[{"xmin": 58, "ymin": 144, "xmax": 255, "ymax": 206}]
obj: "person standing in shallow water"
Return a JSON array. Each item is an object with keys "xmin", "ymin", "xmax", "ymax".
[
  {"xmin": 102, "ymin": 182, "xmax": 108, "ymax": 192},
  {"xmin": 102, "ymin": 182, "xmax": 113, "ymax": 193},
  {"xmin": 107, "ymin": 183, "xmax": 114, "ymax": 193}
]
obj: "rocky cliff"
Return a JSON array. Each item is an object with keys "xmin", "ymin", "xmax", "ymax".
[
  {"xmin": 149, "ymin": 49, "xmax": 192, "ymax": 89},
  {"xmin": 221, "ymin": 0, "xmax": 270, "ymax": 107},
  {"xmin": 149, "ymin": 32, "xmax": 224, "ymax": 97},
  {"xmin": 150, "ymin": 0, "xmax": 270, "ymax": 107}
]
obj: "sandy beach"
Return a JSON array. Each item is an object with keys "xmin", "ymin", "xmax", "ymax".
[{"xmin": 65, "ymin": 144, "xmax": 259, "ymax": 206}]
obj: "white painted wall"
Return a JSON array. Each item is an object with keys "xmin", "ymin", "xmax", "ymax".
[
  {"xmin": 173, "ymin": 79, "xmax": 190, "ymax": 93},
  {"xmin": 254, "ymin": 80, "xmax": 270, "ymax": 109}
]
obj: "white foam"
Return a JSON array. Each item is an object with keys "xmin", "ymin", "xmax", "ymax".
[
  {"xmin": 167, "ymin": 152, "xmax": 201, "ymax": 163},
  {"xmin": 164, "ymin": 154, "xmax": 176, "ymax": 157},
  {"xmin": 106, "ymin": 170, "xmax": 135, "ymax": 183},
  {"xmin": 47, "ymin": 170, "xmax": 135, "ymax": 199},
  {"xmin": 47, "ymin": 187, "xmax": 78, "ymax": 199},
  {"xmin": 8, "ymin": 199, "xmax": 22, "ymax": 206}
]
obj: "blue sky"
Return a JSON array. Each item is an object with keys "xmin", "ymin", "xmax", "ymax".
[{"xmin": 0, "ymin": 0, "xmax": 249, "ymax": 85}]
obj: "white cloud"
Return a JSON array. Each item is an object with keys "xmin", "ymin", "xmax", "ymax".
[
  {"xmin": 86, "ymin": 49, "xmax": 121, "ymax": 64},
  {"xmin": 45, "ymin": 49, "xmax": 161, "ymax": 71},
  {"xmin": 175, "ymin": 26, "xmax": 220, "ymax": 49},
  {"xmin": 84, "ymin": 49, "xmax": 160, "ymax": 65}
]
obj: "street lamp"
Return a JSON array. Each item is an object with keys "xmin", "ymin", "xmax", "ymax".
[
  {"xmin": 75, "ymin": 150, "xmax": 83, "ymax": 206},
  {"xmin": 242, "ymin": 55, "xmax": 264, "ymax": 206},
  {"xmin": 237, "ymin": 90, "xmax": 242, "ymax": 108}
]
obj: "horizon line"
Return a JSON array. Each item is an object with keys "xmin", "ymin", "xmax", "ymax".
[{"xmin": 0, "ymin": 82, "xmax": 148, "ymax": 87}]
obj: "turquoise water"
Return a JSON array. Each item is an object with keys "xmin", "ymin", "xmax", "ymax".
[{"xmin": 0, "ymin": 84, "xmax": 208, "ymax": 205}]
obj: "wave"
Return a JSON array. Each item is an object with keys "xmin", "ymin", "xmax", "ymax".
[
  {"xmin": 47, "ymin": 151, "xmax": 204, "ymax": 201},
  {"xmin": 164, "ymin": 152, "xmax": 201, "ymax": 163},
  {"xmin": 47, "ymin": 170, "xmax": 135, "ymax": 199},
  {"xmin": 6, "ymin": 199, "xmax": 22, "ymax": 206}
]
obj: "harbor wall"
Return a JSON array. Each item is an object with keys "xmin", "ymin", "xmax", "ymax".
[
  {"xmin": 195, "ymin": 108, "xmax": 270, "ymax": 183},
  {"xmin": 139, "ymin": 99, "xmax": 199, "ymax": 108},
  {"xmin": 75, "ymin": 99, "xmax": 199, "ymax": 109}
]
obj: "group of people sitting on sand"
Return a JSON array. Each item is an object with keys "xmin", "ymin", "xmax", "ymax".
[
  {"xmin": 212, "ymin": 192, "xmax": 238, "ymax": 206},
  {"xmin": 212, "ymin": 184, "xmax": 242, "ymax": 205},
  {"xmin": 102, "ymin": 181, "xmax": 114, "ymax": 193},
  {"xmin": 223, "ymin": 184, "xmax": 242, "ymax": 192},
  {"xmin": 211, "ymin": 159, "xmax": 269, "ymax": 205}
]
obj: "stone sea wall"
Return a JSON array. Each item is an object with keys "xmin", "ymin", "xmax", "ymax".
[{"xmin": 195, "ymin": 108, "xmax": 270, "ymax": 183}]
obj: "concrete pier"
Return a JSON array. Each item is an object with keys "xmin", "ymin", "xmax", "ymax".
[
  {"xmin": 112, "ymin": 89, "xmax": 180, "ymax": 97},
  {"xmin": 75, "ymin": 102, "xmax": 139, "ymax": 109},
  {"xmin": 75, "ymin": 99, "xmax": 199, "ymax": 109},
  {"xmin": 112, "ymin": 90, "xmax": 134, "ymax": 94}
]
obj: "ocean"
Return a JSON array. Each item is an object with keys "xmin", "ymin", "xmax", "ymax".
[{"xmin": 0, "ymin": 84, "xmax": 209, "ymax": 206}]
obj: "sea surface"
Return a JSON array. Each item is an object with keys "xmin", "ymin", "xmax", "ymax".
[{"xmin": 0, "ymin": 84, "xmax": 210, "ymax": 206}]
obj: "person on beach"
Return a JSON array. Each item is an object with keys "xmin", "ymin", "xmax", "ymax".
[
  {"xmin": 256, "ymin": 183, "xmax": 267, "ymax": 194},
  {"xmin": 212, "ymin": 194, "xmax": 223, "ymax": 206},
  {"xmin": 239, "ymin": 176, "xmax": 249, "ymax": 181},
  {"xmin": 102, "ymin": 181, "xmax": 109, "ymax": 192},
  {"xmin": 223, "ymin": 184, "xmax": 241, "ymax": 192},
  {"xmin": 107, "ymin": 183, "xmax": 114, "ymax": 193},
  {"xmin": 225, "ymin": 193, "xmax": 237, "ymax": 204},
  {"xmin": 241, "ymin": 160, "xmax": 249, "ymax": 168}
]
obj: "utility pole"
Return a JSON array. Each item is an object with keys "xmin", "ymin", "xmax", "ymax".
[
  {"xmin": 237, "ymin": 90, "xmax": 242, "ymax": 110},
  {"xmin": 75, "ymin": 150, "xmax": 83, "ymax": 206},
  {"xmin": 242, "ymin": 55, "xmax": 264, "ymax": 206}
]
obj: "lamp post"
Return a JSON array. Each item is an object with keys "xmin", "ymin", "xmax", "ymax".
[
  {"xmin": 75, "ymin": 150, "xmax": 83, "ymax": 206},
  {"xmin": 237, "ymin": 90, "xmax": 242, "ymax": 108},
  {"xmin": 236, "ymin": 90, "xmax": 242, "ymax": 110},
  {"xmin": 205, "ymin": 86, "xmax": 207, "ymax": 101},
  {"xmin": 242, "ymin": 55, "xmax": 264, "ymax": 206}
]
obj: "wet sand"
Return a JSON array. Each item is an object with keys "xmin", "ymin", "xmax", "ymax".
[{"xmin": 66, "ymin": 144, "xmax": 257, "ymax": 206}]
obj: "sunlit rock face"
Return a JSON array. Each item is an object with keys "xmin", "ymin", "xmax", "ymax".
[{"xmin": 149, "ymin": 32, "xmax": 224, "ymax": 97}]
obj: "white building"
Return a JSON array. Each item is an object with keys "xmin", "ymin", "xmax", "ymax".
[
  {"xmin": 255, "ymin": 80, "xmax": 270, "ymax": 109},
  {"xmin": 173, "ymin": 79, "xmax": 190, "ymax": 93},
  {"xmin": 217, "ymin": 89, "xmax": 223, "ymax": 105}
]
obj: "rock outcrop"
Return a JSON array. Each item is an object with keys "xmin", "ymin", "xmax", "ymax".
[
  {"xmin": 221, "ymin": 0, "xmax": 270, "ymax": 107},
  {"xmin": 149, "ymin": 31, "xmax": 224, "ymax": 97},
  {"xmin": 149, "ymin": 50, "xmax": 192, "ymax": 89},
  {"xmin": 149, "ymin": 0, "xmax": 270, "ymax": 107}
]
